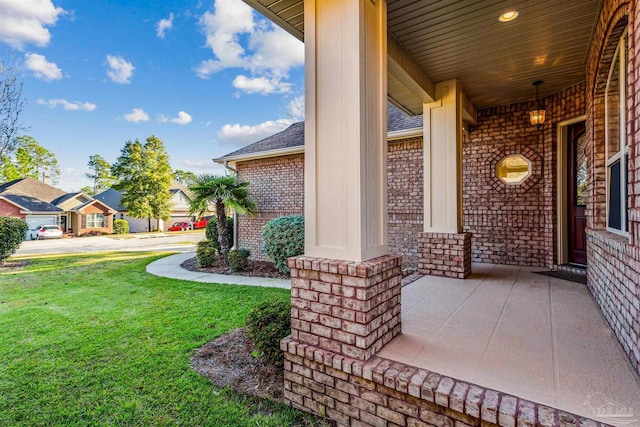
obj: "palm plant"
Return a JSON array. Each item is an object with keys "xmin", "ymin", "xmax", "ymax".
[{"xmin": 188, "ymin": 174, "xmax": 257, "ymax": 256}]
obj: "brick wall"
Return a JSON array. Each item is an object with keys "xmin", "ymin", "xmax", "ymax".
[
  {"xmin": 388, "ymin": 138, "xmax": 423, "ymax": 267},
  {"xmin": 289, "ymin": 254, "xmax": 403, "ymax": 361},
  {"xmin": 237, "ymin": 154, "xmax": 305, "ymax": 261},
  {"xmin": 583, "ymin": 0, "xmax": 640, "ymax": 377},
  {"xmin": 464, "ymin": 83, "xmax": 586, "ymax": 267},
  {"xmin": 282, "ymin": 339, "xmax": 604, "ymax": 427},
  {"xmin": 0, "ymin": 200, "xmax": 24, "ymax": 218},
  {"xmin": 236, "ymin": 140, "xmax": 424, "ymax": 267}
]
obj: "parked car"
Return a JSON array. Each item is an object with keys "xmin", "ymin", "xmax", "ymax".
[
  {"xmin": 192, "ymin": 216, "xmax": 212, "ymax": 230},
  {"xmin": 168, "ymin": 222, "xmax": 191, "ymax": 231},
  {"xmin": 29, "ymin": 225, "xmax": 63, "ymax": 240}
]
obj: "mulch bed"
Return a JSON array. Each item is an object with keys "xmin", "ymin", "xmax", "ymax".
[
  {"xmin": 181, "ymin": 257, "xmax": 289, "ymax": 279},
  {"xmin": 190, "ymin": 328, "xmax": 284, "ymax": 401}
]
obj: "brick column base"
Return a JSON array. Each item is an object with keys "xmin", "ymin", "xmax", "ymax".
[
  {"xmin": 288, "ymin": 254, "xmax": 403, "ymax": 361},
  {"xmin": 418, "ymin": 232, "xmax": 472, "ymax": 279}
]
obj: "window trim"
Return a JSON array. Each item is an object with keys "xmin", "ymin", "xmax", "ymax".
[
  {"xmin": 86, "ymin": 213, "xmax": 105, "ymax": 229},
  {"xmin": 604, "ymin": 28, "xmax": 629, "ymax": 236}
]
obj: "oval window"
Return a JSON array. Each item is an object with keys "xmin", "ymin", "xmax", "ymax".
[{"xmin": 496, "ymin": 154, "xmax": 532, "ymax": 185}]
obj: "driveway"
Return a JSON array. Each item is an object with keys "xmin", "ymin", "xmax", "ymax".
[{"xmin": 15, "ymin": 231, "xmax": 205, "ymax": 255}]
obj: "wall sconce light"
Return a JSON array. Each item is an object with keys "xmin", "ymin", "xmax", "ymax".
[{"xmin": 529, "ymin": 80, "xmax": 546, "ymax": 127}]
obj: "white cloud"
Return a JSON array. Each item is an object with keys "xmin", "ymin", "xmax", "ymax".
[
  {"xmin": 123, "ymin": 108, "xmax": 149, "ymax": 123},
  {"xmin": 0, "ymin": 0, "xmax": 64, "ymax": 48},
  {"xmin": 24, "ymin": 53, "xmax": 63, "ymax": 81},
  {"xmin": 217, "ymin": 119, "xmax": 292, "ymax": 146},
  {"xmin": 37, "ymin": 98, "xmax": 96, "ymax": 111},
  {"xmin": 156, "ymin": 13, "xmax": 174, "ymax": 38},
  {"xmin": 159, "ymin": 111, "xmax": 192, "ymax": 125},
  {"xmin": 58, "ymin": 167, "xmax": 92, "ymax": 192},
  {"xmin": 232, "ymin": 75, "xmax": 291, "ymax": 95},
  {"xmin": 182, "ymin": 160, "xmax": 226, "ymax": 174},
  {"xmin": 106, "ymin": 55, "xmax": 134, "ymax": 84},
  {"xmin": 196, "ymin": 0, "xmax": 303, "ymax": 94}
]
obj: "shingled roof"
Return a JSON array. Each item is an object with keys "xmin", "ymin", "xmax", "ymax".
[
  {"xmin": 0, "ymin": 177, "xmax": 66, "ymax": 202},
  {"xmin": 216, "ymin": 103, "xmax": 422, "ymax": 163},
  {"xmin": 94, "ymin": 188, "xmax": 125, "ymax": 211},
  {"xmin": 0, "ymin": 194, "xmax": 63, "ymax": 213}
]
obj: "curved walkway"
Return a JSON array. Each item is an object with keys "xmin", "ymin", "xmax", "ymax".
[{"xmin": 146, "ymin": 252, "xmax": 291, "ymax": 289}]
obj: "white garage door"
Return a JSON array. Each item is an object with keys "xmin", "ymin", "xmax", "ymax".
[{"xmin": 25, "ymin": 215, "xmax": 59, "ymax": 230}]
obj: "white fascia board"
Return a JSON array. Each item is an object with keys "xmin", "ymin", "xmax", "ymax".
[
  {"xmin": 213, "ymin": 146, "xmax": 305, "ymax": 164},
  {"xmin": 388, "ymin": 127, "xmax": 423, "ymax": 141}
]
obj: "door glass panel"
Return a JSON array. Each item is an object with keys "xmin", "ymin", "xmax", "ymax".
[
  {"xmin": 606, "ymin": 52, "xmax": 620, "ymax": 159},
  {"xmin": 575, "ymin": 133, "xmax": 587, "ymax": 206}
]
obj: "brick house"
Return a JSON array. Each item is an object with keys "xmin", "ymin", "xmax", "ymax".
[
  {"xmin": 215, "ymin": 103, "xmax": 423, "ymax": 267},
  {"xmin": 0, "ymin": 177, "xmax": 115, "ymax": 235},
  {"xmin": 226, "ymin": 0, "xmax": 640, "ymax": 426}
]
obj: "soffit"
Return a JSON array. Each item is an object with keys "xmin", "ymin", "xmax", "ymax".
[{"xmin": 243, "ymin": 0, "xmax": 601, "ymax": 108}]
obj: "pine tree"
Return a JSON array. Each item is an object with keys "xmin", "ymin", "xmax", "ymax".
[
  {"xmin": 111, "ymin": 136, "xmax": 173, "ymax": 230},
  {"xmin": 0, "ymin": 136, "xmax": 59, "ymax": 183},
  {"xmin": 86, "ymin": 154, "xmax": 116, "ymax": 194}
]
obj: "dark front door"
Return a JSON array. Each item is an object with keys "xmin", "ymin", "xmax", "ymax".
[
  {"xmin": 60, "ymin": 216, "xmax": 68, "ymax": 234},
  {"xmin": 568, "ymin": 122, "xmax": 587, "ymax": 265}
]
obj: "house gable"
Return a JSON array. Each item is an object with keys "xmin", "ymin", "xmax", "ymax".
[
  {"xmin": 94, "ymin": 188, "xmax": 126, "ymax": 212},
  {"xmin": 0, "ymin": 198, "xmax": 25, "ymax": 218}
]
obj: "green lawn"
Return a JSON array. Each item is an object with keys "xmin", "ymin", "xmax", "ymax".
[{"xmin": 0, "ymin": 252, "xmax": 311, "ymax": 426}]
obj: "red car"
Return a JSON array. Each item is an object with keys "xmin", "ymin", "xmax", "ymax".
[
  {"xmin": 192, "ymin": 216, "xmax": 211, "ymax": 229},
  {"xmin": 169, "ymin": 222, "xmax": 191, "ymax": 231}
]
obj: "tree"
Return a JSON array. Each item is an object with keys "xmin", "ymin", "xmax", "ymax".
[
  {"xmin": 111, "ymin": 135, "xmax": 173, "ymax": 231},
  {"xmin": 188, "ymin": 174, "xmax": 257, "ymax": 256},
  {"xmin": 86, "ymin": 154, "xmax": 116, "ymax": 194},
  {"xmin": 0, "ymin": 136, "xmax": 60, "ymax": 184},
  {"xmin": 81, "ymin": 186, "xmax": 95, "ymax": 196},
  {"xmin": 0, "ymin": 51, "xmax": 25, "ymax": 160},
  {"xmin": 173, "ymin": 169, "xmax": 197, "ymax": 187}
]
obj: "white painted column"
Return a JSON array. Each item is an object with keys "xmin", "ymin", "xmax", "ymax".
[
  {"xmin": 423, "ymin": 80, "xmax": 464, "ymax": 234},
  {"xmin": 304, "ymin": 0, "xmax": 388, "ymax": 262}
]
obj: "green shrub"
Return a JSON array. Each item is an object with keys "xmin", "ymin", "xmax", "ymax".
[
  {"xmin": 196, "ymin": 240, "xmax": 218, "ymax": 268},
  {"xmin": 113, "ymin": 219, "xmax": 129, "ymax": 234},
  {"xmin": 261, "ymin": 215, "xmax": 304, "ymax": 274},
  {"xmin": 227, "ymin": 249, "xmax": 250, "ymax": 271},
  {"xmin": 205, "ymin": 217, "xmax": 234, "ymax": 251},
  {"xmin": 205, "ymin": 217, "xmax": 220, "ymax": 249},
  {"xmin": 246, "ymin": 298, "xmax": 291, "ymax": 364},
  {"xmin": 0, "ymin": 217, "xmax": 29, "ymax": 264}
]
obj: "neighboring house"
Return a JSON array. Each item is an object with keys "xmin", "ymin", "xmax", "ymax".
[
  {"xmin": 215, "ymin": 103, "xmax": 424, "ymax": 266},
  {"xmin": 94, "ymin": 188, "xmax": 162, "ymax": 233},
  {"xmin": 95, "ymin": 182, "xmax": 206, "ymax": 232},
  {"xmin": 0, "ymin": 177, "xmax": 115, "ymax": 234}
]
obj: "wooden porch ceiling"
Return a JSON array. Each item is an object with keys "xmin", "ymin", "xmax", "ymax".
[{"xmin": 242, "ymin": 0, "xmax": 602, "ymax": 110}]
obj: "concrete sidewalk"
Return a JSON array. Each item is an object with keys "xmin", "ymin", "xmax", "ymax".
[{"xmin": 146, "ymin": 252, "xmax": 291, "ymax": 289}]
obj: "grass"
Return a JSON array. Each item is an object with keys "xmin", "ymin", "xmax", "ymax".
[{"xmin": 0, "ymin": 252, "xmax": 314, "ymax": 426}]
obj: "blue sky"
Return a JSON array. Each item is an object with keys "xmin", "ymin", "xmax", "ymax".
[{"xmin": 0, "ymin": 0, "xmax": 305, "ymax": 191}]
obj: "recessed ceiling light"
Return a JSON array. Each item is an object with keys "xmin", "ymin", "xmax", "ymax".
[{"xmin": 499, "ymin": 11, "xmax": 519, "ymax": 22}]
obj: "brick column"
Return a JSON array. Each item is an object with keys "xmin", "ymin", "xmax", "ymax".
[
  {"xmin": 288, "ymin": 254, "xmax": 402, "ymax": 361},
  {"xmin": 419, "ymin": 232, "xmax": 472, "ymax": 279}
]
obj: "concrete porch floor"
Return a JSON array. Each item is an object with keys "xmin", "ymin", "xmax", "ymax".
[{"xmin": 378, "ymin": 263, "xmax": 640, "ymax": 423}]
